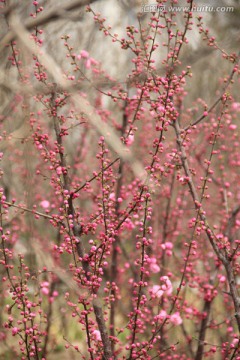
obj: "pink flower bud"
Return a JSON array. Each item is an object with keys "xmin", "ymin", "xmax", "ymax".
[{"xmin": 80, "ymin": 50, "xmax": 89, "ymax": 58}]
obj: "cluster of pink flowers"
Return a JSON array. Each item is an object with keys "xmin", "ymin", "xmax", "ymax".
[{"xmin": 150, "ymin": 276, "xmax": 173, "ymax": 298}]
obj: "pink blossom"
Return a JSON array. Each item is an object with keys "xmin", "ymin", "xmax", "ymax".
[
  {"xmin": 126, "ymin": 134, "xmax": 134, "ymax": 146},
  {"xmin": 90, "ymin": 57, "xmax": 98, "ymax": 65},
  {"xmin": 56, "ymin": 166, "xmax": 62, "ymax": 175},
  {"xmin": 165, "ymin": 242, "xmax": 173, "ymax": 250},
  {"xmin": 232, "ymin": 337, "xmax": 239, "ymax": 345},
  {"xmin": 109, "ymin": 193, "xmax": 115, "ymax": 200},
  {"xmin": 40, "ymin": 200, "xmax": 50, "ymax": 208},
  {"xmin": 150, "ymin": 285, "xmax": 163, "ymax": 298},
  {"xmin": 85, "ymin": 59, "xmax": 91, "ymax": 69},
  {"xmin": 41, "ymin": 287, "xmax": 49, "ymax": 295},
  {"xmin": 160, "ymin": 276, "xmax": 173, "ymax": 295},
  {"xmin": 157, "ymin": 310, "xmax": 167, "ymax": 321},
  {"xmin": 123, "ymin": 219, "xmax": 134, "ymax": 230},
  {"xmin": 0, "ymin": 332, "xmax": 6, "ymax": 341},
  {"xmin": 80, "ymin": 50, "xmax": 89, "ymax": 58},
  {"xmin": 232, "ymin": 102, "xmax": 240, "ymax": 111},
  {"xmin": 12, "ymin": 327, "xmax": 18, "ymax": 336},
  {"xmin": 157, "ymin": 105, "xmax": 165, "ymax": 113},
  {"xmin": 150, "ymin": 263, "xmax": 160, "ymax": 273},
  {"xmin": 147, "ymin": 257, "xmax": 160, "ymax": 273},
  {"xmin": 161, "ymin": 242, "xmax": 173, "ymax": 250},
  {"xmin": 92, "ymin": 329, "xmax": 101, "ymax": 341},
  {"xmin": 170, "ymin": 312, "xmax": 182, "ymax": 326}
]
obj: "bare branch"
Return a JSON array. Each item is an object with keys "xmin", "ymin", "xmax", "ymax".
[
  {"xmin": 184, "ymin": 52, "xmax": 240, "ymax": 132},
  {"xmin": 9, "ymin": 14, "xmax": 146, "ymax": 182},
  {"xmin": 173, "ymin": 118, "xmax": 240, "ymax": 332},
  {"xmin": 0, "ymin": 0, "xmax": 98, "ymax": 51}
]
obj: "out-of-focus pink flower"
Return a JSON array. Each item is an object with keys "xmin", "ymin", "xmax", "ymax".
[
  {"xmin": 40, "ymin": 200, "xmax": 50, "ymax": 208},
  {"xmin": 157, "ymin": 105, "xmax": 165, "ymax": 113},
  {"xmin": 12, "ymin": 327, "xmax": 18, "ymax": 336},
  {"xmin": 229, "ymin": 124, "xmax": 237, "ymax": 130},
  {"xmin": 41, "ymin": 281, "xmax": 49, "ymax": 295},
  {"xmin": 92, "ymin": 329, "xmax": 101, "ymax": 341},
  {"xmin": 161, "ymin": 242, "xmax": 173, "ymax": 256},
  {"xmin": 126, "ymin": 134, "xmax": 134, "ymax": 146},
  {"xmin": 232, "ymin": 102, "xmax": 240, "ymax": 111},
  {"xmin": 41, "ymin": 287, "xmax": 49, "ymax": 295},
  {"xmin": 219, "ymin": 275, "xmax": 226, "ymax": 283},
  {"xmin": 170, "ymin": 312, "xmax": 182, "ymax": 325},
  {"xmin": 56, "ymin": 166, "xmax": 62, "ymax": 175},
  {"xmin": 80, "ymin": 50, "xmax": 89, "ymax": 58},
  {"xmin": 150, "ymin": 285, "xmax": 163, "ymax": 298},
  {"xmin": 147, "ymin": 257, "xmax": 160, "ymax": 273},
  {"xmin": 150, "ymin": 263, "xmax": 160, "ymax": 273},
  {"xmin": 232, "ymin": 337, "xmax": 239, "ymax": 345},
  {"xmin": 157, "ymin": 310, "xmax": 167, "ymax": 321},
  {"xmin": 160, "ymin": 276, "xmax": 173, "ymax": 295},
  {"xmin": 109, "ymin": 193, "xmax": 115, "ymax": 200},
  {"xmin": 0, "ymin": 331, "xmax": 6, "ymax": 341},
  {"xmin": 90, "ymin": 57, "xmax": 98, "ymax": 66},
  {"xmin": 85, "ymin": 59, "xmax": 91, "ymax": 69}
]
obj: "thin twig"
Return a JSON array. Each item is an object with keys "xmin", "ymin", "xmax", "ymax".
[
  {"xmin": 184, "ymin": 52, "xmax": 240, "ymax": 132},
  {"xmin": 0, "ymin": 0, "xmax": 98, "ymax": 51}
]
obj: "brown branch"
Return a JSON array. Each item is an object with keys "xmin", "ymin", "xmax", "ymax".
[
  {"xmin": 9, "ymin": 14, "xmax": 146, "ymax": 181},
  {"xmin": 173, "ymin": 119, "xmax": 225, "ymax": 263},
  {"xmin": 184, "ymin": 51, "xmax": 240, "ymax": 132},
  {"xmin": 50, "ymin": 76, "xmax": 113, "ymax": 360},
  {"xmin": 73, "ymin": 157, "xmax": 120, "ymax": 194},
  {"xmin": 195, "ymin": 300, "xmax": 212, "ymax": 360},
  {"xmin": 42, "ymin": 282, "xmax": 56, "ymax": 358},
  {"xmin": 5, "ymin": 14, "xmax": 113, "ymax": 357},
  {"xmin": 173, "ymin": 118, "xmax": 240, "ymax": 333},
  {"xmin": 0, "ymin": 0, "xmax": 98, "ymax": 51},
  {"xmin": 110, "ymin": 105, "xmax": 127, "ymax": 354},
  {"xmin": 225, "ymin": 205, "xmax": 240, "ymax": 241},
  {"xmin": 52, "ymin": 101, "xmax": 112, "ymax": 359},
  {"xmin": 74, "ymin": 226, "xmax": 113, "ymax": 360},
  {"xmin": 2, "ymin": 200, "xmax": 56, "ymax": 221}
]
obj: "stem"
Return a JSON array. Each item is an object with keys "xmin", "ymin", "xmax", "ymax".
[
  {"xmin": 128, "ymin": 198, "xmax": 149, "ymax": 360},
  {"xmin": 184, "ymin": 51, "xmax": 240, "ymax": 132},
  {"xmin": 1, "ymin": 0, "xmax": 99, "ymax": 50},
  {"xmin": 173, "ymin": 119, "xmax": 225, "ymax": 262},
  {"xmin": 110, "ymin": 107, "xmax": 127, "ymax": 354},
  {"xmin": 42, "ymin": 282, "xmax": 56, "ymax": 358},
  {"xmin": 173, "ymin": 118, "xmax": 240, "ymax": 334},
  {"xmin": 52, "ymin": 97, "xmax": 112, "ymax": 359},
  {"xmin": 195, "ymin": 300, "xmax": 211, "ymax": 360}
]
